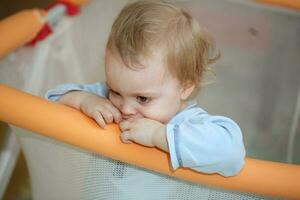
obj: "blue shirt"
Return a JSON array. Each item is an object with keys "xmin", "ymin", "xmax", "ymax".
[{"xmin": 46, "ymin": 82, "xmax": 246, "ymax": 177}]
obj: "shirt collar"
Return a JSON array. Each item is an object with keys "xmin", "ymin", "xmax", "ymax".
[{"xmin": 168, "ymin": 101, "xmax": 198, "ymax": 125}]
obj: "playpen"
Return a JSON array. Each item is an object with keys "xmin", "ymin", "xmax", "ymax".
[{"xmin": 0, "ymin": 0, "xmax": 300, "ymax": 199}]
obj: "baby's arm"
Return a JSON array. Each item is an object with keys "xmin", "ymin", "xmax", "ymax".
[
  {"xmin": 45, "ymin": 82, "xmax": 122, "ymax": 128},
  {"xmin": 167, "ymin": 110, "xmax": 245, "ymax": 177}
]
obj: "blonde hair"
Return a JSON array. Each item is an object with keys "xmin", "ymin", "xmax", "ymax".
[{"xmin": 106, "ymin": 0, "xmax": 219, "ymax": 88}]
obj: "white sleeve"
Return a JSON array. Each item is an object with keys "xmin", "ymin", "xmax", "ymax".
[
  {"xmin": 45, "ymin": 82, "xmax": 108, "ymax": 101},
  {"xmin": 166, "ymin": 112, "xmax": 245, "ymax": 177}
]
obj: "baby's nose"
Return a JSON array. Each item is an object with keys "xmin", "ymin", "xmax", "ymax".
[{"xmin": 120, "ymin": 102, "xmax": 137, "ymax": 116}]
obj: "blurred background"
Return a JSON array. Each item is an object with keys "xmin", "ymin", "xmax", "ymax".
[
  {"xmin": 0, "ymin": 0, "xmax": 52, "ymax": 20},
  {"xmin": 1, "ymin": 2, "xmax": 52, "ymax": 200}
]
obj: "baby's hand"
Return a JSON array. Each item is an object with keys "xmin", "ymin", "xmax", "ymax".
[
  {"xmin": 119, "ymin": 118, "xmax": 168, "ymax": 151},
  {"xmin": 80, "ymin": 93, "xmax": 122, "ymax": 128}
]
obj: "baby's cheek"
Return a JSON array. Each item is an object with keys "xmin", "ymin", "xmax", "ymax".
[
  {"xmin": 109, "ymin": 96, "xmax": 121, "ymax": 110},
  {"xmin": 142, "ymin": 108, "xmax": 172, "ymax": 124}
]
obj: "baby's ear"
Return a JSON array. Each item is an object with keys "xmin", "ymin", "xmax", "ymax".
[{"xmin": 180, "ymin": 81, "xmax": 195, "ymax": 100}]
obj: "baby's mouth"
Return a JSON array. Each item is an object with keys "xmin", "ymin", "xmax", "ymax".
[{"xmin": 121, "ymin": 115, "xmax": 142, "ymax": 120}]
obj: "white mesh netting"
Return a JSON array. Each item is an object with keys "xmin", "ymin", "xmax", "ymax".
[{"xmin": 16, "ymin": 129, "xmax": 276, "ymax": 200}]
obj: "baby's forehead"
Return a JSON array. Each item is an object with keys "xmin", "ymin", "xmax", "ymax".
[
  {"xmin": 105, "ymin": 58, "xmax": 179, "ymax": 95},
  {"xmin": 107, "ymin": 49, "xmax": 171, "ymax": 79},
  {"xmin": 109, "ymin": 64, "xmax": 168, "ymax": 87}
]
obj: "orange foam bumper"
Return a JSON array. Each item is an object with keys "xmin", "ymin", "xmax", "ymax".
[
  {"xmin": 0, "ymin": 0, "xmax": 89, "ymax": 59},
  {"xmin": 0, "ymin": 9, "xmax": 45, "ymax": 59},
  {"xmin": 256, "ymin": 0, "xmax": 300, "ymax": 10}
]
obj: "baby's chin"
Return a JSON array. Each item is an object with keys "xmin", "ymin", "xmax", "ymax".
[
  {"xmin": 121, "ymin": 114, "xmax": 169, "ymax": 124},
  {"xmin": 144, "ymin": 115, "xmax": 170, "ymax": 125}
]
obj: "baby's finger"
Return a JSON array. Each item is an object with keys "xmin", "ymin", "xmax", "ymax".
[
  {"xmin": 99, "ymin": 108, "xmax": 114, "ymax": 124},
  {"xmin": 92, "ymin": 111, "xmax": 106, "ymax": 128},
  {"xmin": 120, "ymin": 131, "xmax": 132, "ymax": 144},
  {"xmin": 119, "ymin": 120, "xmax": 132, "ymax": 131},
  {"xmin": 105, "ymin": 104, "xmax": 122, "ymax": 123}
]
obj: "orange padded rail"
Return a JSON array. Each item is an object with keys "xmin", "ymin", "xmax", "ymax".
[
  {"xmin": 0, "ymin": 9, "xmax": 45, "ymax": 59},
  {"xmin": 256, "ymin": 0, "xmax": 300, "ymax": 10},
  {"xmin": 66, "ymin": 0, "xmax": 89, "ymax": 6},
  {"xmin": 0, "ymin": 84, "xmax": 299, "ymax": 199},
  {"xmin": 0, "ymin": 0, "xmax": 89, "ymax": 59}
]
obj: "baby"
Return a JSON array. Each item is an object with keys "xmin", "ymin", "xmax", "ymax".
[{"xmin": 46, "ymin": 0, "xmax": 245, "ymax": 177}]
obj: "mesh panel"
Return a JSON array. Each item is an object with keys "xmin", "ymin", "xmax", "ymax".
[{"xmin": 16, "ymin": 128, "xmax": 278, "ymax": 200}]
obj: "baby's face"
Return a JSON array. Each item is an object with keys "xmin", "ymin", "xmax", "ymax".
[{"xmin": 105, "ymin": 50, "xmax": 187, "ymax": 124}]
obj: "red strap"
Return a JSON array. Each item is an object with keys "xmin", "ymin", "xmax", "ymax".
[
  {"xmin": 27, "ymin": 0, "xmax": 80, "ymax": 46},
  {"xmin": 47, "ymin": 0, "xmax": 80, "ymax": 16},
  {"xmin": 27, "ymin": 23, "xmax": 53, "ymax": 46}
]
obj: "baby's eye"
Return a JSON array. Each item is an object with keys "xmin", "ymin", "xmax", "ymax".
[
  {"xmin": 109, "ymin": 89, "xmax": 120, "ymax": 96},
  {"xmin": 136, "ymin": 96, "xmax": 151, "ymax": 104}
]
